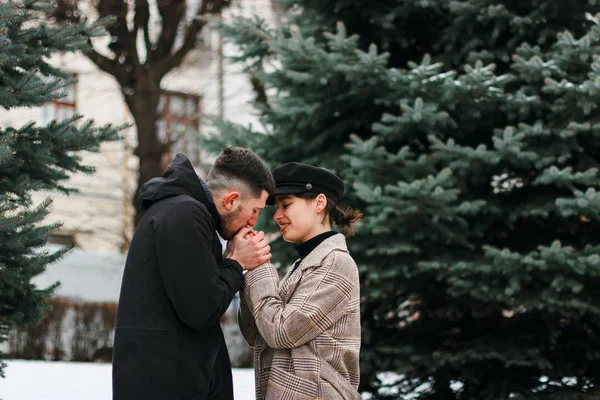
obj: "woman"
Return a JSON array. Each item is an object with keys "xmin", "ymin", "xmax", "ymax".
[{"xmin": 237, "ymin": 162, "xmax": 363, "ymax": 400}]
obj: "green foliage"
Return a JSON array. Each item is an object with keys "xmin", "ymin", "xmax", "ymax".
[
  {"xmin": 208, "ymin": 0, "xmax": 600, "ymax": 398},
  {"xmin": 0, "ymin": 0, "xmax": 121, "ymax": 377}
]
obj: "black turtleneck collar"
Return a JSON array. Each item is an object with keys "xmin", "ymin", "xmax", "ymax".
[{"xmin": 295, "ymin": 231, "xmax": 338, "ymax": 261}]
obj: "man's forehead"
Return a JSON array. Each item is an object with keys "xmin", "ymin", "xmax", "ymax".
[{"xmin": 244, "ymin": 189, "xmax": 269, "ymax": 208}]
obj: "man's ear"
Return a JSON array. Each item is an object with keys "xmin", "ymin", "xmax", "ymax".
[
  {"xmin": 223, "ymin": 191, "xmax": 241, "ymax": 211},
  {"xmin": 315, "ymin": 193, "xmax": 328, "ymax": 213}
]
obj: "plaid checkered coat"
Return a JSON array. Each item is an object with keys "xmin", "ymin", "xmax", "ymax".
[{"xmin": 238, "ymin": 233, "xmax": 362, "ymax": 400}]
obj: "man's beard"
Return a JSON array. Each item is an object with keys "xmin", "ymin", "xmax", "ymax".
[{"xmin": 219, "ymin": 205, "xmax": 242, "ymax": 240}]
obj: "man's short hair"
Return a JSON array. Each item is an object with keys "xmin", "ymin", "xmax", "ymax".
[{"xmin": 206, "ymin": 146, "xmax": 275, "ymax": 198}]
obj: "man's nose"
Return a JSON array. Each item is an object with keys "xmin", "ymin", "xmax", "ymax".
[{"xmin": 248, "ymin": 214, "xmax": 258, "ymax": 226}]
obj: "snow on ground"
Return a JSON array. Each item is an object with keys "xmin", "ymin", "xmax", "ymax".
[{"xmin": 1, "ymin": 360, "xmax": 255, "ymax": 400}]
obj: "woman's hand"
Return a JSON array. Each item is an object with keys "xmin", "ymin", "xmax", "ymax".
[
  {"xmin": 224, "ymin": 226, "xmax": 256, "ymax": 258},
  {"xmin": 228, "ymin": 226, "xmax": 272, "ymax": 270}
]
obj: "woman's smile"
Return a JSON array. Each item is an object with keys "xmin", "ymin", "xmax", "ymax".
[{"xmin": 278, "ymin": 222, "xmax": 290, "ymax": 233}]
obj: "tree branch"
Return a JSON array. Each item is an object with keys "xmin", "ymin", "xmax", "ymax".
[
  {"xmin": 86, "ymin": 48, "xmax": 121, "ymax": 79},
  {"xmin": 85, "ymin": 48, "xmax": 133, "ymax": 91},
  {"xmin": 250, "ymin": 66, "xmax": 270, "ymax": 108},
  {"xmin": 156, "ymin": 0, "xmax": 229, "ymax": 78},
  {"xmin": 134, "ymin": 0, "xmax": 153, "ymax": 63},
  {"xmin": 154, "ymin": 0, "xmax": 186, "ymax": 60},
  {"xmin": 50, "ymin": 0, "xmax": 133, "ymax": 84},
  {"xmin": 95, "ymin": 0, "xmax": 140, "ymax": 71}
]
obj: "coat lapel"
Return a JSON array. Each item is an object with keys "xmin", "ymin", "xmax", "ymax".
[{"xmin": 278, "ymin": 234, "xmax": 349, "ymax": 303}]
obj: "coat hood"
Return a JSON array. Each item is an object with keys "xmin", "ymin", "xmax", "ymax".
[{"xmin": 138, "ymin": 154, "xmax": 219, "ymax": 226}]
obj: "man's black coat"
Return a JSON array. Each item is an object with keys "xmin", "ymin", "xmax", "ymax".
[{"xmin": 112, "ymin": 154, "xmax": 244, "ymax": 400}]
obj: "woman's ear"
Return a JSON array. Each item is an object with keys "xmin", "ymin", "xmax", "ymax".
[{"xmin": 315, "ymin": 193, "xmax": 328, "ymax": 214}]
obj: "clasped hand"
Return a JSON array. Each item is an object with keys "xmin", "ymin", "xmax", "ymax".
[{"xmin": 226, "ymin": 226, "xmax": 271, "ymax": 271}]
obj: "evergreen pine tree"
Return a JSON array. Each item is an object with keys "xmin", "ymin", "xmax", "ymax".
[
  {"xmin": 342, "ymin": 14, "xmax": 600, "ymax": 398},
  {"xmin": 0, "ymin": 0, "xmax": 120, "ymax": 377},
  {"xmin": 207, "ymin": 1, "xmax": 600, "ymax": 398}
]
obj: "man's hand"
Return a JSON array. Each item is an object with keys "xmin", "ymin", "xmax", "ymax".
[
  {"xmin": 223, "ymin": 227, "xmax": 252, "ymax": 258},
  {"xmin": 228, "ymin": 227, "xmax": 271, "ymax": 270}
]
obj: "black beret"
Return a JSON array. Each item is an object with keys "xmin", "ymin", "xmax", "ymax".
[{"xmin": 267, "ymin": 162, "xmax": 344, "ymax": 205}]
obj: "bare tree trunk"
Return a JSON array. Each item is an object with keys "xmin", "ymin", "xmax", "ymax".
[{"xmin": 123, "ymin": 70, "xmax": 163, "ymax": 226}]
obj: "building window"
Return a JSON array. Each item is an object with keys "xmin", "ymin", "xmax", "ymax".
[
  {"xmin": 158, "ymin": 91, "xmax": 201, "ymax": 171},
  {"xmin": 41, "ymin": 79, "xmax": 77, "ymax": 124}
]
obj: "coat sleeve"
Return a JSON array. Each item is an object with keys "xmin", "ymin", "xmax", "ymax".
[
  {"xmin": 155, "ymin": 200, "xmax": 243, "ymax": 331},
  {"xmin": 237, "ymin": 284, "xmax": 257, "ymax": 347},
  {"xmin": 244, "ymin": 253, "xmax": 357, "ymax": 349}
]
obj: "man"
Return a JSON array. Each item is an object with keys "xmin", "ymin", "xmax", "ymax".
[{"xmin": 112, "ymin": 147, "xmax": 275, "ymax": 400}]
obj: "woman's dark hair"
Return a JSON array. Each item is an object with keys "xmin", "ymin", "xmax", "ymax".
[{"xmin": 297, "ymin": 192, "xmax": 363, "ymax": 238}]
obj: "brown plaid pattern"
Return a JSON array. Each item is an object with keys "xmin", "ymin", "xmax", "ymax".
[{"xmin": 238, "ymin": 234, "xmax": 362, "ymax": 399}]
